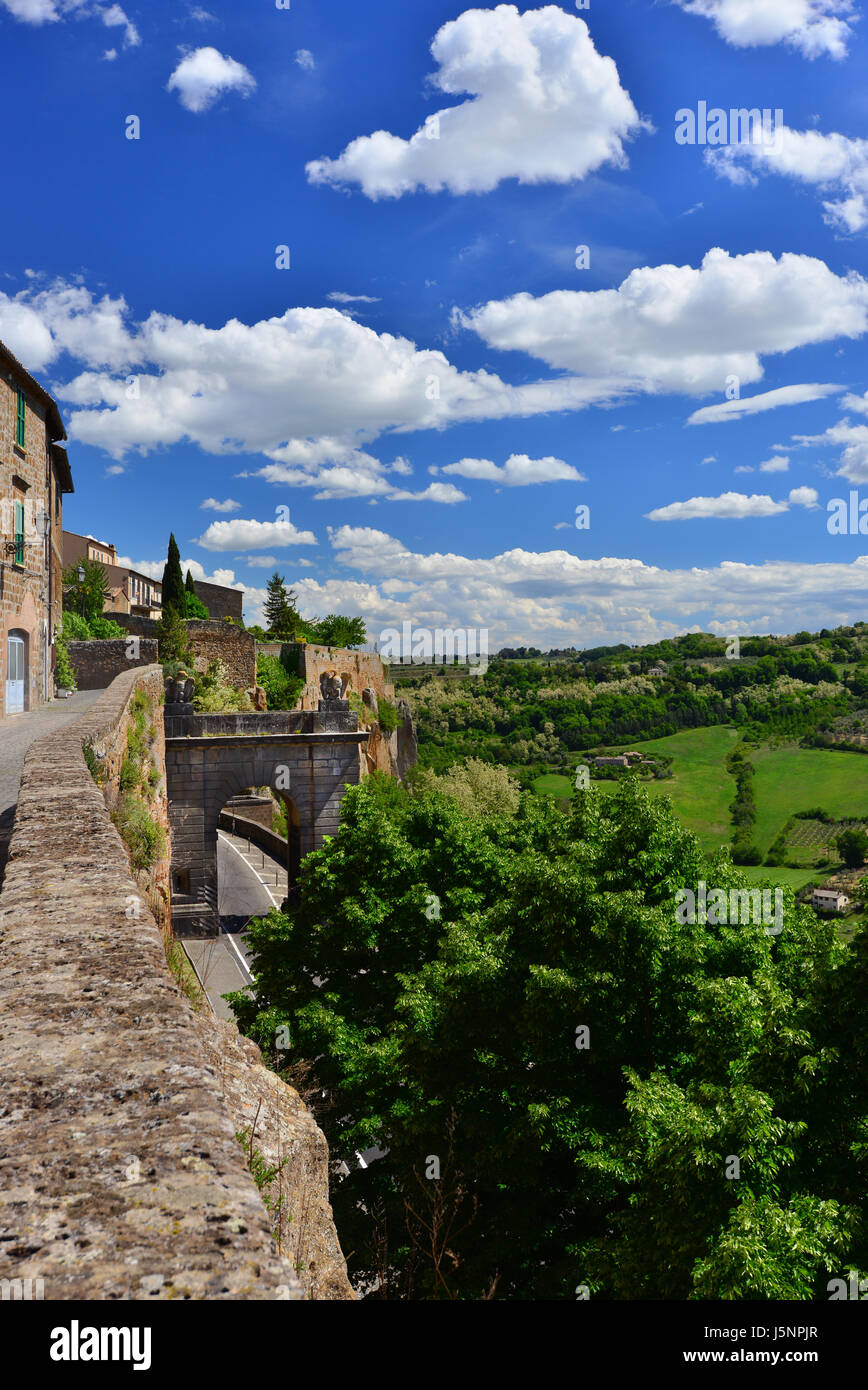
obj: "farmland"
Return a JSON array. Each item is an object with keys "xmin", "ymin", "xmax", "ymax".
[{"xmin": 532, "ymin": 727, "xmax": 868, "ymax": 888}]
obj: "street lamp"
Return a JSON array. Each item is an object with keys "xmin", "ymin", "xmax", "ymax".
[
  {"xmin": 77, "ymin": 564, "xmax": 85, "ymax": 583},
  {"xmin": 35, "ymin": 511, "xmax": 50, "ymax": 538}
]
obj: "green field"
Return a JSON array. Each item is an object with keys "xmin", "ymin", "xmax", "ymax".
[
  {"xmin": 586, "ymin": 727, "xmax": 740, "ymax": 853},
  {"xmin": 532, "ymin": 727, "xmax": 868, "ymax": 866},
  {"xmin": 751, "ymin": 746, "xmax": 868, "ymax": 851},
  {"xmin": 532, "ymin": 772, "xmax": 573, "ymax": 799}
]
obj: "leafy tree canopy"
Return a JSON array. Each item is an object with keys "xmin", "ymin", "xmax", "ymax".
[{"xmin": 230, "ymin": 777, "xmax": 864, "ymax": 1300}]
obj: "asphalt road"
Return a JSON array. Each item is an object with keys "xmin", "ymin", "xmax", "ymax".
[{"xmin": 182, "ymin": 830, "xmax": 282, "ymax": 1019}]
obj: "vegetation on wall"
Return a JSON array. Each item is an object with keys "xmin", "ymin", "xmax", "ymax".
[
  {"xmin": 192, "ymin": 660, "xmax": 253, "ymax": 713},
  {"xmin": 62, "ymin": 610, "xmax": 126, "ymax": 641},
  {"xmin": 110, "ymin": 687, "xmax": 166, "ymax": 872},
  {"xmin": 256, "ymin": 651, "xmax": 304, "ymax": 710}
]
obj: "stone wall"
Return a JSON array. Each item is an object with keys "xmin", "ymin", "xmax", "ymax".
[
  {"xmin": 278, "ymin": 643, "xmax": 417, "ymax": 781},
  {"xmin": 282, "ymin": 643, "xmax": 397, "ymax": 712},
  {"xmin": 0, "ymin": 666, "xmax": 351, "ymax": 1300},
  {"xmin": 67, "ymin": 637, "xmax": 159, "ymax": 691},
  {"xmin": 110, "ymin": 614, "xmax": 256, "ymax": 689},
  {"xmin": 193, "ymin": 580, "xmax": 243, "ymax": 624}
]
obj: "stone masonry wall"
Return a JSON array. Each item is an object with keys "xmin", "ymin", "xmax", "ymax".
[
  {"xmin": 67, "ymin": 637, "xmax": 159, "ymax": 691},
  {"xmin": 0, "ymin": 368, "xmax": 54, "ymax": 716},
  {"xmin": 0, "ymin": 666, "xmax": 306, "ymax": 1299},
  {"xmin": 278, "ymin": 643, "xmax": 417, "ymax": 781},
  {"xmin": 112, "ymin": 614, "xmax": 256, "ymax": 689}
]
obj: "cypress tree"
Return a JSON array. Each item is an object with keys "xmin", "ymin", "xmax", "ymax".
[
  {"xmin": 185, "ymin": 568, "xmax": 197, "ymax": 595},
  {"xmin": 161, "ymin": 534, "xmax": 186, "ymax": 615}
]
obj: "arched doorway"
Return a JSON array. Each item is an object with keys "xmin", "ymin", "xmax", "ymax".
[{"xmin": 5, "ymin": 630, "xmax": 27, "ymax": 714}]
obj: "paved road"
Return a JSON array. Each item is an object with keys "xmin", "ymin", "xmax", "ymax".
[
  {"xmin": 182, "ymin": 830, "xmax": 285, "ymax": 1020},
  {"xmin": 0, "ymin": 690, "xmax": 103, "ymax": 885}
]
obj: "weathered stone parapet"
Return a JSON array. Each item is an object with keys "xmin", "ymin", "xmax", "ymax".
[
  {"xmin": 0, "ymin": 666, "xmax": 305, "ymax": 1300},
  {"xmin": 67, "ymin": 637, "xmax": 159, "ymax": 691}
]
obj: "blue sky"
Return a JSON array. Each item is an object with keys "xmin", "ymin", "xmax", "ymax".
[{"xmin": 2, "ymin": 0, "xmax": 868, "ymax": 646}]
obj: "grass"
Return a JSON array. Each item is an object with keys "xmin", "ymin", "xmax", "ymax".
[
  {"xmin": 532, "ymin": 727, "xmax": 868, "ymax": 878},
  {"xmin": 533, "ymin": 773, "xmax": 573, "ymax": 799},
  {"xmin": 738, "ymin": 865, "xmax": 820, "ymax": 891},
  {"xmin": 751, "ymin": 745, "xmax": 868, "ymax": 853},
  {"xmin": 593, "ymin": 727, "xmax": 741, "ymax": 853},
  {"xmin": 532, "ymin": 728, "xmax": 740, "ymax": 852}
]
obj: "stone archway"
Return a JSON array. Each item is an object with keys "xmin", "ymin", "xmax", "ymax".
[{"xmin": 166, "ymin": 728, "xmax": 367, "ymax": 936}]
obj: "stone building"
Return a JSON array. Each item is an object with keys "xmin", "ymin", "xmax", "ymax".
[
  {"xmin": 0, "ymin": 339, "xmax": 73, "ymax": 716},
  {"xmin": 192, "ymin": 578, "xmax": 243, "ymax": 623},
  {"xmin": 62, "ymin": 530, "xmax": 163, "ymax": 619}
]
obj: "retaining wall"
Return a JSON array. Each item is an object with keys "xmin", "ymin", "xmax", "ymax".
[
  {"xmin": 67, "ymin": 637, "xmax": 159, "ymax": 691},
  {"xmin": 0, "ymin": 666, "xmax": 305, "ymax": 1299}
]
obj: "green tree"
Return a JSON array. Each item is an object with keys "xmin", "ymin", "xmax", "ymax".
[
  {"xmin": 837, "ymin": 827, "xmax": 868, "ymax": 869},
  {"xmin": 184, "ymin": 590, "xmax": 210, "ymax": 620},
  {"xmin": 230, "ymin": 779, "xmax": 852, "ymax": 1300},
  {"xmin": 185, "ymin": 568, "xmax": 197, "ymax": 596},
  {"xmin": 264, "ymin": 572, "xmax": 306, "ymax": 640},
  {"xmin": 62, "ymin": 559, "xmax": 109, "ymax": 623},
  {"xmin": 309, "ymin": 614, "xmax": 367, "ymax": 649},
  {"xmin": 161, "ymin": 534, "xmax": 186, "ymax": 615},
  {"xmin": 156, "ymin": 605, "xmax": 193, "ymax": 665}
]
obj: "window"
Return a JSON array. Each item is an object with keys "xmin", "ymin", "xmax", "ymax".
[
  {"xmin": 15, "ymin": 390, "xmax": 25, "ymax": 449},
  {"xmin": 13, "ymin": 499, "xmax": 24, "ymax": 566}
]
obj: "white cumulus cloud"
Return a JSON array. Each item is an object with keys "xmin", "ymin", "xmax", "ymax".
[
  {"xmin": 306, "ymin": 4, "xmax": 648, "ymax": 198},
  {"xmin": 440, "ymin": 453, "xmax": 585, "ymax": 485},
  {"xmin": 1, "ymin": 0, "xmax": 138, "ymax": 45},
  {"xmin": 646, "ymin": 491, "xmax": 791, "ymax": 521},
  {"xmin": 201, "ymin": 497, "xmax": 241, "ymax": 512},
  {"xmin": 456, "ymin": 250, "xmax": 868, "ymax": 396},
  {"xmin": 195, "ymin": 518, "xmax": 317, "ymax": 551},
  {"xmin": 673, "ymin": 0, "xmax": 855, "ymax": 59},
  {"xmin": 168, "ymin": 47, "xmax": 256, "ymax": 113},
  {"xmin": 709, "ymin": 124, "xmax": 868, "ymax": 233}
]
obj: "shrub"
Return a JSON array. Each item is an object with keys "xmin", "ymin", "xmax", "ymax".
[
  {"xmin": 89, "ymin": 614, "xmax": 126, "ymax": 639},
  {"xmin": 55, "ymin": 628, "xmax": 78, "ymax": 691},
  {"xmin": 156, "ymin": 606, "xmax": 193, "ymax": 665},
  {"xmin": 185, "ymin": 591, "xmax": 210, "ymax": 620},
  {"xmin": 376, "ymin": 698, "xmax": 402, "ymax": 734},
  {"xmin": 257, "ymin": 653, "xmax": 304, "ymax": 711},
  {"xmin": 192, "ymin": 660, "xmax": 253, "ymax": 713},
  {"xmin": 62, "ymin": 610, "xmax": 91, "ymax": 641}
]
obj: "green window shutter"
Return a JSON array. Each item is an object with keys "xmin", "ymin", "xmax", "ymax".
[
  {"xmin": 16, "ymin": 390, "xmax": 25, "ymax": 448},
  {"xmin": 14, "ymin": 500, "xmax": 25, "ymax": 565}
]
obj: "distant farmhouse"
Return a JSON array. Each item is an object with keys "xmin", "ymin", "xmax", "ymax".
[
  {"xmin": 62, "ymin": 531, "xmax": 244, "ymax": 623},
  {"xmin": 812, "ymin": 888, "xmax": 849, "ymax": 915}
]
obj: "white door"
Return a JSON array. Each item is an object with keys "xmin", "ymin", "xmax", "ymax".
[{"xmin": 6, "ymin": 634, "xmax": 25, "ymax": 714}]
